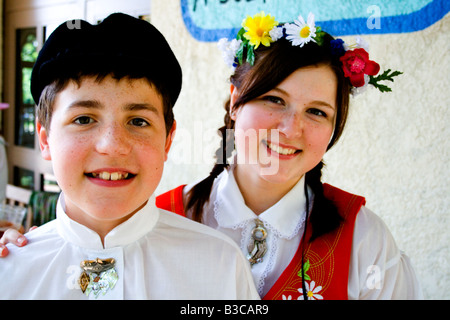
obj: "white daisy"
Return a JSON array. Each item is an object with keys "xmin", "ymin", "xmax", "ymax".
[
  {"xmin": 297, "ymin": 281, "xmax": 324, "ymax": 300},
  {"xmin": 285, "ymin": 12, "xmax": 316, "ymax": 47}
]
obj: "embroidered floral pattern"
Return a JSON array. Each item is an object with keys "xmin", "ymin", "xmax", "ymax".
[
  {"xmin": 297, "ymin": 259, "xmax": 311, "ymax": 281},
  {"xmin": 298, "ymin": 281, "xmax": 324, "ymax": 300}
]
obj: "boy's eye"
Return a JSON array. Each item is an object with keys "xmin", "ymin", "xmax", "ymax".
[
  {"xmin": 129, "ymin": 118, "xmax": 149, "ymax": 127},
  {"xmin": 74, "ymin": 116, "xmax": 94, "ymax": 125}
]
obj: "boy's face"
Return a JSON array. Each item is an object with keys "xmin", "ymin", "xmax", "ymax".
[{"xmin": 37, "ymin": 75, "xmax": 175, "ymax": 233}]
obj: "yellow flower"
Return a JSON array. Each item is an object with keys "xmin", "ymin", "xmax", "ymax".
[{"xmin": 242, "ymin": 11, "xmax": 278, "ymax": 49}]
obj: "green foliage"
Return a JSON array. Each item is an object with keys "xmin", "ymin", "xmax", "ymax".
[
  {"xmin": 369, "ymin": 69, "xmax": 403, "ymax": 92},
  {"xmin": 297, "ymin": 259, "xmax": 311, "ymax": 281}
]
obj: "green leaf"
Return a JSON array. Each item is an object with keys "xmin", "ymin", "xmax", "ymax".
[
  {"xmin": 368, "ymin": 69, "xmax": 403, "ymax": 93},
  {"xmin": 297, "ymin": 259, "xmax": 311, "ymax": 280},
  {"xmin": 246, "ymin": 45, "xmax": 255, "ymax": 65},
  {"xmin": 236, "ymin": 42, "xmax": 245, "ymax": 65},
  {"xmin": 314, "ymin": 31, "xmax": 326, "ymax": 46},
  {"xmin": 304, "ymin": 259, "xmax": 310, "ymax": 272},
  {"xmin": 370, "ymin": 69, "xmax": 403, "ymax": 83},
  {"xmin": 236, "ymin": 27, "xmax": 246, "ymax": 41}
]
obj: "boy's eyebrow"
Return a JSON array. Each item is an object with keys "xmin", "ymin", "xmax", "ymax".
[
  {"xmin": 123, "ymin": 103, "xmax": 160, "ymax": 115},
  {"xmin": 67, "ymin": 100, "xmax": 161, "ymax": 114},
  {"xmin": 68, "ymin": 99, "xmax": 102, "ymax": 109}
]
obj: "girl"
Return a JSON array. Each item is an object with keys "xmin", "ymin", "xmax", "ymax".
[
  {"xmin": 158, "ymin": 12, "xmax": 421, "ymax": 300},
  {"xmin": 1, "ymin": 12, "xmax": 422, "ymax": 300}
]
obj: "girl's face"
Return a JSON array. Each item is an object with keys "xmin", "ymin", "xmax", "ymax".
[{"xmin": 231, "ymin": 64, "xmax": 337, "ymax": 189}]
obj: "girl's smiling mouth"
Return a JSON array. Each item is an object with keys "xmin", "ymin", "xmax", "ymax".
[{"xmin": 264, "ymin": 140, "xmax": 301, "ymax": 156}]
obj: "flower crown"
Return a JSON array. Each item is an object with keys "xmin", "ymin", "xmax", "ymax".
[{"xmin": 218, "ymin": 12, "xmax": 402, "ymax": 95}]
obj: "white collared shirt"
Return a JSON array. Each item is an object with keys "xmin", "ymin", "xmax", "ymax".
[
  {"xmin": 185, "ymin": 168, "xmax": 423, "ymax": 299},
  {"xmin": 0, "ymin": 194, "xmax": 259, "ymax": 300}
]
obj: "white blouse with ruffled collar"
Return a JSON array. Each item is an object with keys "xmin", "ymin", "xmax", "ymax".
[{"xmin": 189, "ymin": 167, "xmax": 312, "ymax": 296}]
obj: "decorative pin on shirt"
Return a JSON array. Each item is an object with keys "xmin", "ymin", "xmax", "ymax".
[
  {"xmin": 79, "ymin": 258, "xmax": 118, "ymax": 298},
  {"xmin": 247, "ymin": 219, "xmax": 268, "ymax": 266}
]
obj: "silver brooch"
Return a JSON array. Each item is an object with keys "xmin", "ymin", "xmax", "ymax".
[
  {"xmin": 79, "ymin": 258, "xmax": 118, "ymax": 298},
  {"xmin": 247, "ymin": 219, "xmax": 268, "ymax": 266}
]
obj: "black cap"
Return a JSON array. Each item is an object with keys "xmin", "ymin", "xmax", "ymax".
[{"xmin": 31, "ymin": 13, "xmax": 182, "ymax": 107}]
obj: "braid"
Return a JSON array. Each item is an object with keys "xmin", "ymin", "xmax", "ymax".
[
  {"xmin": 306, "ymin": 161, "xmax": 343, "ymax": 241},
  {"xmin": 186, "ymin": 99, "xmax": 235, "ymax": 222}
]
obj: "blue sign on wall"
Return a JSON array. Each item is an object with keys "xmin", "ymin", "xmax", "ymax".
[{"xmin": 181, "ymin": 0, "xmax": 449, "ymax": 41}]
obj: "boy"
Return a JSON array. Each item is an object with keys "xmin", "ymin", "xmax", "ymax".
[{"xmin": 0, "ymin": 13, "xmax": 259, "ymax": 299}]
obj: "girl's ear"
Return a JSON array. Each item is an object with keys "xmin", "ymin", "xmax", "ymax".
[
  {"xmin": 230, "ymin": 84, "xmax": 239, "ymax": 121},
  {"xmin": 36, "ymin": 119, "xmax": 51, "ymax": 160}
]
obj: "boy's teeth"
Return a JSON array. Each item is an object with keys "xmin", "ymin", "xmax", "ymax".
[
  {"xmin": 100, "ymin": 172, "xmax": 110, "ymax": 180},
  {"xmin": 267, "ymin": 142, "xmax": 297, "ymax": 155},
  {"xmin": 93, "ymin": 172, "xmax": 130, "ymax": 181}
]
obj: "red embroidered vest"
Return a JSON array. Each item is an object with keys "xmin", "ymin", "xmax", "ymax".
[
  {"xmin": 155, "ymin": 183, "xmax": 365, "ymax": 300},
  {"xmin": 155, "ymin": 184, "xmax": 186, "ymax": 216}
]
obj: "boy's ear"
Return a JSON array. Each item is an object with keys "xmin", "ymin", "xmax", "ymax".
[
  {"xmin": 36, "ymin": 119, "xmax": 52, "ymax": 160},
  {"xmin": 164, "ymin": 120, "xmax": 176, "ymax": 161}
]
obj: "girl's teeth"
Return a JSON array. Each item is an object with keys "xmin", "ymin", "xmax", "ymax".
[{"xmin": 267, "ymin": 142, "xmax": 297, "ymax": 155}]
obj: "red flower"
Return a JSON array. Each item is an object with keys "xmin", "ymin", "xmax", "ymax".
[{"xmin": 340, "ymin": 48, "xmax": 380, "ymax": 87}]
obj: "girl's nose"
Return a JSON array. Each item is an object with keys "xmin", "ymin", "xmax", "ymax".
[
  {"xmin": 95, "ymin": 123, "xmax": 132, "ymax": 156},
  {"xmin": 277, "ymin": 111, "xmax": 304, "ymax": 139}
]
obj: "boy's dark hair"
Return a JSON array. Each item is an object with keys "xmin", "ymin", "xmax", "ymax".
[{"xmin": 31, "ymin": 13, "xmax": 182, "ymax": 135}]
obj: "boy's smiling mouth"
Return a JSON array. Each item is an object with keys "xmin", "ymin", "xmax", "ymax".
[{"xmin": 85, "ymin": 171, "xmax": 136, "ymax": 181}]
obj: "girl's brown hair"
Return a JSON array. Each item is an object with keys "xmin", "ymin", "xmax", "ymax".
[{"xmin": 187, "ymin": 33, "xmax": 351, "ymax": 241}]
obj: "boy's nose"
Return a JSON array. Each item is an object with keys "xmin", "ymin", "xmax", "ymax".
[{"xmin": 95, "ymin": 124, "xmax": 132, "ymax": 156}]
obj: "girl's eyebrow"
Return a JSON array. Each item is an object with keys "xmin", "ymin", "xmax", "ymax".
[
  {"xmin": 270, "ymin": 87, "xmax": 335, "ymax": 111},
  {"xmin": 270, "ymin": 87, "xmax": 290, "ymax": 97},
  {"xmin": 309, "ymin": 100, "xmax": 336, "ymax": 111}
]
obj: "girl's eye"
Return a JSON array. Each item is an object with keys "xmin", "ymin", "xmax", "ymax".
[
  {"xmin": 264, "ymin": 96, "xmax": 285, "ymax": 105},
  {"xmin": 130, "ymin": 118, "xmax": 149, "ymax": 127},
  {"xmin": 308, "ymin": 108, "xmax": 327, "ymax": 118},
  {"xmin": 74, "ymin": 116, "xmax": 94, "ymax": 125}
]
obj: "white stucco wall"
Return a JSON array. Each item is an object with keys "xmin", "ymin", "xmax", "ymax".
[{"xmin": 152, "ymin": 1, "xmax": 449, "ymax": 299}]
